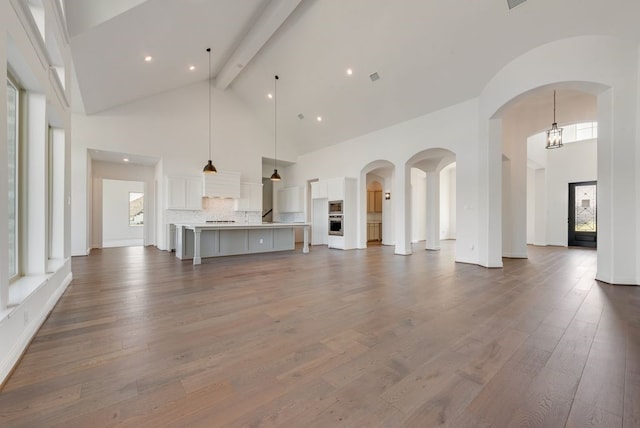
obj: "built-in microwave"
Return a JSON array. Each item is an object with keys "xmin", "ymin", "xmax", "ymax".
[
  {"xmin": 329, "ymin": 215, "xmax": 344, "ymax": 236},
  {"xmin": 328, "ymin": 200, "xmax": 343, "ymax": 214}
]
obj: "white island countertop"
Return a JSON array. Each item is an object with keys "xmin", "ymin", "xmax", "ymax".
[
  {"xmin": 174, "ymin": 222, "xmax": 309, "ymax": 229},
  {"xmin": 173, "ymin": 222, "xmax": 310, "ymax": 264}
]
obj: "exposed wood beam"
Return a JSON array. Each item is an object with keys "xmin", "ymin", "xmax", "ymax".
[{"xmin": 215, "ymin": 0, "xmax": 303, "ymax": 90}]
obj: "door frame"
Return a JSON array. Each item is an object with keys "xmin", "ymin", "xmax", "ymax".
[{"xmin": 568, "ymin": 180, "xmax": 597, "ymax": 247}]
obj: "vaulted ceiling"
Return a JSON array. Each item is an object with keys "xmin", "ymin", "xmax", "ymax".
[{"xmin": 66, "ymin": 0, "xmax": 640, "ymax": 156}]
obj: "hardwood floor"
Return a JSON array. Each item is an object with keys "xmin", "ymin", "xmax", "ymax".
[{"xmin": 1, "ymin": 242, "xmax": 639, "ymax": 427}]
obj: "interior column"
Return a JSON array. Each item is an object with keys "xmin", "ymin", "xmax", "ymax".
[
  {"xmin": 394, "ymin": 165, "xmax": 412, "ymax": 255},
  {"xmin": 425, "ymin": 170, "xmax": 441, "ymax": 250}
]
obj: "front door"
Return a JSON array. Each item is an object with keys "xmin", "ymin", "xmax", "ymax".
[{"xmin": 568, "ymin": 181, "xmax": 597, "ymax": 247}]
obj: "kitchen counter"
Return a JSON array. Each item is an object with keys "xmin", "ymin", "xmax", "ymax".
[{"xmin": 174, "ymin": 222, "xmax": 310, "ymax": 265}]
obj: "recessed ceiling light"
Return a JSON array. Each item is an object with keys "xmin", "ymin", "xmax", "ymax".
[
  {"xmin": 144, "ymin": 56, "xmax": 152, "ymax": 62},
  {"xmin": 189, "ymin": 65, "xmax": 195, "ymax": 71},
  {"xmin": 123, "ymin": 158, "xmax": 129, "ymax": 162},
  {"xmin": 346, "ymin": 68, "xmax": 353, "ymax": 76},
  {"xmin": 317, "ymin": 116, "xmax": 322, "ymax": 122},
  {"xmin": 267, "ymin": 93, "xmax": 273, "ymax": 99}
]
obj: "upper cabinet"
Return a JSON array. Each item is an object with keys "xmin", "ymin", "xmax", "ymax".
[
  {"xmin": 166, "ymin": 176, "xmax": 203, "ymax": 210},
  {"xmin": 278, "ymin": 186, "xmax": 304, "ymax": 213},
  {"xmin": 202, "ymin": 171, "xmax": 241, "ymax": 198},
  {"xmin": 234, "ymin": 182, "xmax": 263, "ymax": 212},
  {"xmin": 311, "ymin": 181, "xmax": 327, "ymax": 199},
  {"xmin": 327, "ymin": 178, "xmax": 345, "ymax": 201},
  {"xmin": 367, "ymin": 191, "xmax": 383, "ymax": 212}
]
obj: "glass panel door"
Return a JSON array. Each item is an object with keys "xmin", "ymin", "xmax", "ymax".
[{"xmin": 568, "ymin": 181, "xmax": 597, "ymax": 247}]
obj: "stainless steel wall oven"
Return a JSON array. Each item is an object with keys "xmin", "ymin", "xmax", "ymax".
[{"xmin": 329, "ymin": 215, "xmax": 343, "ymax": 236}]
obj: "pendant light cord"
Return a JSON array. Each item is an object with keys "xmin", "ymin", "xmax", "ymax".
[
  {"xmin": 553, "ymin": 90, "xmax": 556, "ymax": 123},
  {"xmin": 274, "ymin": 75, "xmax": 278, "ymax": 170},
  {"xmin": 208, "ymin": 48, "xmax": 212, "ymax": 161}
]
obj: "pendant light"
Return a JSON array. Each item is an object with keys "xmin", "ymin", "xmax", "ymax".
[
  {"xmin": 270, "ymin": 75, "xmax": 281, "ymax": 181},
  {"xmin": 546, "ymin": 90, "xmax": 563, "ymax": 149},
  {"xmin": 203, "ymin": 47, "xmax": 217, "ymax": 174}
]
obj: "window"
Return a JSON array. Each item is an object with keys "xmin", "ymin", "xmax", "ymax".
[
  {"xmin": 129, "ymin": 192, "xmax": 144, "ymax": 226},
  {"xmin": 7, "ymin": 78, "xmax": 19, "ymax": 281},
  {"xmin": 530, "ymin": 121, "xmax": 598, "ymax": 146},
  {"xmin": 575, "ymin": 122, "xmax": 597, "ymax": 142}
]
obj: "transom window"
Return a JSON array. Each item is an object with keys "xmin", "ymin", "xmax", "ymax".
[{"xmin": 533, "ymin": 121, "xmax": 597, "ymax": 145}]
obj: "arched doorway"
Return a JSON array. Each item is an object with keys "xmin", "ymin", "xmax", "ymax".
[
  {"xmin": 405, "ymin": 148, "xmax": 456, "ymax": 253},
  {"xmin": 493, "ymin": 86, "xmax": 599, "ymax": 261},
  {"xmin": 359, "ymin": 160, "xmax": 395, "ymax": 249}
]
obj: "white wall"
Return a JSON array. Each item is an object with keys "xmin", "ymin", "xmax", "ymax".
[
  {"xmin": 511, "ymin": 94, "xmax": 598, "ymax": 249},
  {"xmin": 411, "ymin": 168, "xmax": 426, "ymax": 242},
  {"xmin": 0, "ymin": 0, "xmax": 72, "ymax": 385},
  {"xmin": 544, "ymin": 140, "xmax": 598, "ymax": 246},
  {"xmin": 102, "ymin": 179, "xmax": 144, "ymax": 245},
  {"xmin": 283, "ymin": 98, "xmax": 479, "ymax": 262},
  {"xmin": 71, "ymin": 80, "xmax": 275, "ymax": 255},
  {"xmin": 482, "ymin": 35, "xmax": 639, "ymax": 284},
  {"xmin": 440, "ymin": 164, "xmax": 456, "ymax": 239}
]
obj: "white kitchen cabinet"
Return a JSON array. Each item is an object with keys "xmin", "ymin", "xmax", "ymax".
[
  {"xmin": 327, "ymin": 178, "xmax": 345, "ymax": 201},
  {"xmin": 166, "ymin": 176, "xmax": 203, "ymax": 210},
  {"xmin": 311, "ymin": 181, "xmax": 327, "ymax": 199},
  {"xmin": 234, "ymin": 182, "xmax": 263, "ymax": 212},
  {"xmin": 326, "ymin": 177, "xmax": 357, "ymax": 250},
  {"xmin": 278, "ymin": 186, "xmax": 303, "ymax": 213},
  {"xmin": 202, "ymin": 171, "xmax": 241, "ymax": 198}
]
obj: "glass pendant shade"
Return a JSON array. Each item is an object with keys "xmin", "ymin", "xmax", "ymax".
[
  {"xmin": 546, "ymin": 90, "xmax": 563, "ymax": 149},
  {"xmin": 546, "ymin": 123, "xmax": 563, "ymax": 149},
  {"xmin": 270, "ymin": 169, "xmax": 281, "ymax": 181}
]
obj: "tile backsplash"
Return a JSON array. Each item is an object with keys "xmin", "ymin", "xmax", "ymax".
[{"xmin": 165, "ymin": 198, "xmax": 261, "ymax": 224}]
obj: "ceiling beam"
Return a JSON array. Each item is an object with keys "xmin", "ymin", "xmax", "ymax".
[{"xmin": 215, "ymin": 0, "xmax": 303, "ymax": 90}]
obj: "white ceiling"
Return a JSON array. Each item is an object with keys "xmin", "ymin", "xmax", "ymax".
[{"xmin": 66, "ymin": 0, "xmax": 640, "ymax": 156}]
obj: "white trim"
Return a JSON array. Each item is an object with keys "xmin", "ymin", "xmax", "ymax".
[
  {"xmin": 0, "ymin": 271, "xmax": 72, "ymax": 385},
  {"xmin": 503, "ymin": 252, "xmax": 528, "ymax": 258},
  {"xmin": 595, "ymin": 273, "xmax": 638, "ymax": 286}
]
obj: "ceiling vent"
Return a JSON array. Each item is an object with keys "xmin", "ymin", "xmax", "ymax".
[
  {"xmin": 297, "ymin": 113, "xmax": 304, "ymax": 120},
  {"xmin": 369, "ymin": 72, "xmax": 380, "ymax": 82},
  {"xmin": 507, "ymin": 0, "xmax": 526, "ymax": 9}
]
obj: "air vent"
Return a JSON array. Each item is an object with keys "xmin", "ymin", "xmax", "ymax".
[
  {"xmin": 297, "ymin": 113, "xmax": 304, "ymax": 120},
  {"xmin": 507, "ymin": 0, "xmax": 526, "ymax": 9},
  {"xmin": 369, "ymin": 72, "xmax": 380, "ymax": 82}
]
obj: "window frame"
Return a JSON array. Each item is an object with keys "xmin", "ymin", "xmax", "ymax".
[
  {"xmin": 7, "ymin": 74, "xmax": 21, "ymax": 283},
  {"xmin": 128, "ymin": 191, "xmax": 144, "ymax": 227}
]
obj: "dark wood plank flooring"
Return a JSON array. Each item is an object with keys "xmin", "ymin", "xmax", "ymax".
[{"xmin": 1, "ymin": 242, "xmax": 639, "ymax": 427}]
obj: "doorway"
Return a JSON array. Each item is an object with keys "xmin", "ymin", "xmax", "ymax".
[
  {"xmin": 568, "ymin": 181, "xmax": 597, "ymax": 247},
  {"xmin": 102, "ymin": 179, "xmax": 145, "ymax": 248}
]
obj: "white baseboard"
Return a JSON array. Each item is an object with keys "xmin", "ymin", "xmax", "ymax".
[
  {"xmin": 595, "ymin": 273, "xmax": 639, "ymax": 286},
  {"xmin": 0, "ymin": 270, "xmax": 72, "ymax": 386},
  {"xmin": 503, "ymin": 252, "xmax": 528, "ymax": 259},
  {"xmin": 103, "ymin": 239, "xmax": 144, "ymax": 248}
]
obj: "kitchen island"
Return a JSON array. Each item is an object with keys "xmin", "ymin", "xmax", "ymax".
[{"xmin": 174, "ymin": 222, "xmax": 310, "ymax": 265}]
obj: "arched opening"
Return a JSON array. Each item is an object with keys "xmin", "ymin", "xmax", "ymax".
[
  {"xmin": 359, "ymin": 160, "xmax": 395, "ymax": 249},
  {"xmin": 405, "ymin": 148, "xmax": 457, "ymax": 253},
  {"xmin": 493, "ymin": 86, "xmax": 599, "ymax": 261},
  {"xmin": 366, "ymin": 179, "xmax": 383, "ymax": 245}
]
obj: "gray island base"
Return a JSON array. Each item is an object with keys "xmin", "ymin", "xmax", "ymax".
[{"xmin": 174, "ymin": 223, "xmax": 310, "ymax": 265}]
